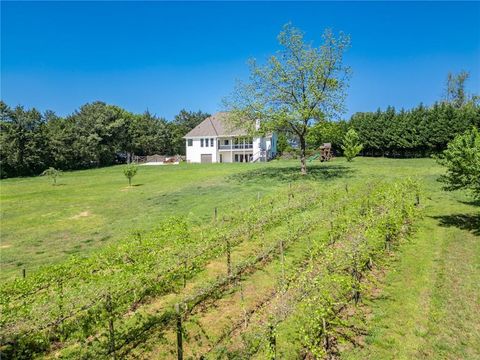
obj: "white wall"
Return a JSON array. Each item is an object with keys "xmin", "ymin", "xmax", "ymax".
[{"xmin": 185, "ymin": 137, "xmax": 218, "ymax": 163}]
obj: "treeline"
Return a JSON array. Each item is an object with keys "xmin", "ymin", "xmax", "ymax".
[
  {"xmin": 0, "ymin": 101, "xmax": 209, "ymax": 178},
  {"xmin": 307, "ymin": 101, "xmax": 480, "ymax": 157}
]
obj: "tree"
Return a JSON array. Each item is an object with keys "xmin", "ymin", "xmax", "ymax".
[
  {"xmin": 123, "ymin": 163, "xmax": 138, "ymax": 186},
  {"xmin": 444, "ymin": 71, "xmax": 470, "ymax": 108},
  {"xmin": 68, "ymin": 102, "xmax": 128, "ymax": 168},
  {"xmin": 276, "ymin": 133, "xmax": 289, "ymax": 155},
  {"xmin": 341, "ymin": 129, "xmax": 363, "ymax": 161},
  {"xmin": 225, "ymin": 24, "xmax": 350, "ymax": 174},
  {"xmin": 41, "ymin": 167, "xmax": 62, "ymax": 185},
  {"xmin": 0, "ymin": 101, "xmax": 47, "ymax": 177},
  {"xmin": 436, "ymin": 127, "xmax": 480, "ymax": 200},
  {"xmin": 307, "ymin": 120, "xmax": 348, "ymax": 153}
]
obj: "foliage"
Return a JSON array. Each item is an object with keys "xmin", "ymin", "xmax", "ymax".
[
  {"xmin": 341, "ymin": 128, "xmax": 363, "ymax": 161},
  {"xmin": 0, "ymin": 101, "xmax": 209, "ymax": 178},
  {"xmin": 296, "ymin": 179, "xmax": 419, "ymax": 357},
  {"xmin": 349, "ymin": 102, "xmax": 480, "ymax": 157},
  {"xmin": 307, "ymin": 119, "xmax": 348, "ymax": 152},
  {"xmin": 436, "ymin": 127, "xmax": 480, "ymax": 199},
  {"xmin": 225, "ymin": 23, "xmax": 351, "ymax": 174},
  {"xmin": 276, "ymin": 133, "xmax": 289, "ymax": 155},
  {"xmin": 444, "ymin": 71, "xmax": 472, "ymax": 108},
  {"xmin": 0, "ymin": 101, "xmax": 46, "ymax": 177},
  {"xmin": 0, "ymin": 184, "xmax": 324, "ymax": 358},
  {"xmin": 123, "ymin": 163, "xmax": 139, "ymax": 186},
  {"xmin": 41, "ymin": 167, "xmax": 62, "ymax": 185}
]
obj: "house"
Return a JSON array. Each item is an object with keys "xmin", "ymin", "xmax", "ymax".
[{"xmin": 183, "ymin": 112, "xmax": 277, "ymax": 163}]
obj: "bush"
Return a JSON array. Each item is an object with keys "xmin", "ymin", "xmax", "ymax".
[
  {"xmin": 436, "ymin": 127, "xmax": 480, "ymax": 199},
  {"xmin": 41, "ymin": 167, "xmax": 62, "ymax": 185}
]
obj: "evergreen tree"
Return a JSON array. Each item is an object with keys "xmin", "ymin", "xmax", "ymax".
[{"xmin": 341, "ymin": 129, "xmax": 363, "ymax": 161}]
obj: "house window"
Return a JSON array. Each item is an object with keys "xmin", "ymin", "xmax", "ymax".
[
  {"xmin": 205, "ymin": 138, "xmax": 209, "ymax": 147},
  {"xmin": 210, "ymin": 138, "xmax": 214, "ymax": 147},
  {"xmin": 187, "ymin": 139, "xmax": 193, "ymax": 146},
  {"xmin": 234, "ymin": 154, "xmax": 239, "ymax": 162},
  {"xmin": 200, "ymin": 139, "xmax": 204, "ymax": 147},
  {"xmin": 225, "ymin": 139, "xmax": 229, "ymax": 145}
]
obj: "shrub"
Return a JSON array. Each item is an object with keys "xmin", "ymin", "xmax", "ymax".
[
  {"xmin": 436, "ymin": 127, "xmax": 480, "ymax": 199},
  {"xmin": 341, "ymin": 129, "xmax": 363, "ymax": 161},
  {"xmin": 41, "ymin": 167, "xmax": 62, "ymax": 185},
  {"xmin": 123, "ymin": 163, "xmax": 138, "ymax": 186}
]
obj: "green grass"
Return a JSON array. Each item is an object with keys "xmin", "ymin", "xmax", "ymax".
[
  {"xmin": 1, "ymin": 157, "xmax": 479, "ymax": 359},
  {"xmin": 0, "ymin": 162, "xmax": 286, "ymax": 280},
  {"xmin": 342, "ymin": 161, "xmax": 480, "ymax": 359}
]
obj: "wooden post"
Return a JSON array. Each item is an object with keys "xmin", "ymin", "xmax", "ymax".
[
  {"xmin": 214, "ymin": 207, "xmax": 218, "ymax": 222},
  {"xmin": 268, "ymin": 323, "xmax": 276, "ymax": 359},
  {"xmin": 415, "ymin": 193, "xmax": 420, "ymax": 207},
  {"xmin": 175, "ymin": 303, "xmax": 183, "ymax": 360},
  {"xmin": 58, "ymin": 279, "xmax": 64, "ymax": 333},
  {"xmin": 183, "ymin": 261, "xmax": 187, "ymax": 288},
  {"xmin": 322, "ymin": 317, "xmax": 329, "ymax": 351},
  {"xmin": 106, "ymin": 294, "xmax": 116, "ymax": 359},
  {"xmin": 22, "ymin": 268, "xmax": 26, "ymax": 279},
  {"xmin": 226, "ymin": 236, "xmax": 232, "ymax": 277},
  {"xmin": 279, "ymin": 240, "xmax": 285, "ymax": 289},
  {"xmin": 345, "ymin": 183, "xmax": 349, "ymax": 194}
]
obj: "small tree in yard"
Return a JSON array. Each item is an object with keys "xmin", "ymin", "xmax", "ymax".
[
  {"xmin": 124, "ymin": 163, "xmax": 138, "ymax": 186},
  {"xmin": 41, "ymin": 167, "xmax": 62, "ymax": 185},
  {"xmin": 436, "ymin": 127, "xmax": 480, "ymax": 200},
  {"xmin": 225, "ymin": 24, "xmax": 351, "ymax": 175},
  {"xmin": 341, "ymin": 129, "xmax": 363, "ymax": 161}
]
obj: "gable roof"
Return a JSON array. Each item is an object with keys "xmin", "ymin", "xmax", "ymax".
[{"xmin": 183, "ymin": 112, "xmax": 247, "ymax": 138}]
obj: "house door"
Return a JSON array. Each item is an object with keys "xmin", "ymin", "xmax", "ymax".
[{"xmin": 201, "ymin": 154, "xmax": 212, "ymax": 163}]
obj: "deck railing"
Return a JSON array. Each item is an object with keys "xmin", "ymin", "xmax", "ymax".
[{"xmin": 218, "ymin": 144, "xmax": 253, "ymax": 150}]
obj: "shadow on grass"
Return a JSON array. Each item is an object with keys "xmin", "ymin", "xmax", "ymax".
[
  {"xmin": 228, "ymin": 164, "xmax": 354, "ymax": 183},
  {"xmin": 459, "ymin": 199, "xmax": 480, "ymax": 207},
  {"xmin": 432, "ymin": 213, "xmax": 480, "ymax": 236}
]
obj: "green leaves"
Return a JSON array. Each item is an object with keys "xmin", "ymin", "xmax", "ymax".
[
  {"xmin": 437, "ymin": 127, "xmax": 480, "ymax": 199},
  {"xmin": 40, "ymin": 167, "xmax": 62, "ymax": 185},
  {"xmin": 225, "ymin": 23, "xmax": 351, "ymax": 173},
  {"xmin": 297, "ymin": 179, "xmax": 420, "ymax": 357},
  {"xmin": 123, "ymin": 163, "xmax": 138, "ymax": 186},
  {"xmin": 341, "ymin": 128, "xmax": 363, "ymax": 161}
]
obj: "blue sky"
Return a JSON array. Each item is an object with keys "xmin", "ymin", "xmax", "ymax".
[{"xmin": 2, "ymin": 1, "xmax": 479, "ymax": 120}]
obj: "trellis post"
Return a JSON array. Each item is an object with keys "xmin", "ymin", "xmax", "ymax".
[{"xmin": 175, "ymin": 303, "xmax": 183, "ymax": 360}]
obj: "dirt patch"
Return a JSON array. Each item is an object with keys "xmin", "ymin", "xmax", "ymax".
[{"xmin": 70, "ymin": 211, "xmax": 91, "ymax": 220}]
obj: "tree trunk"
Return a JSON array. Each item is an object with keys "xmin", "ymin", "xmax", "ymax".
[{"xmin": 300, "ymin": 136, "xmax": 307, "ymax": 175}]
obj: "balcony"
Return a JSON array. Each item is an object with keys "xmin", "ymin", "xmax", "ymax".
[{"xmin": 218, "ymin": 144, "xmax": 253, "ymax": 150}]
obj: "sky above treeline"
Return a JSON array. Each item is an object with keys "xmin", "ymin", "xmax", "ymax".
[{"xmin": 2, "ymin": 1, "xmax": 479, "ymax": 120}]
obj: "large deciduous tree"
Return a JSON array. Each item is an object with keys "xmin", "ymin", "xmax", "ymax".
[{"xmin": 225, "ymin": 24, "xmax": 351, "ymax": 174}]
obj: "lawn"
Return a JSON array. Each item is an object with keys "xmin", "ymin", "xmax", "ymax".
[{"xmin": 1, "ymin": 157, "xmax": 479, "ymax": 359}]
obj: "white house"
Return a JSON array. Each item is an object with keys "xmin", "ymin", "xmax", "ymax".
[{"xmin": 183, "ymin": 112, "xmax": 277, "ymax": 163}]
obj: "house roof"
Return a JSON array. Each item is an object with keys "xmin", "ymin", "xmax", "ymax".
[{"xmin": 183, "ymin": 112, "xmax": 248, "ymax": 138}]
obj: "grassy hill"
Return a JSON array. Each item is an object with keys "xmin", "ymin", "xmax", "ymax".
[{"xmin": 1, "ymin": 158, "xmax": 478, "ymax": 359}]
